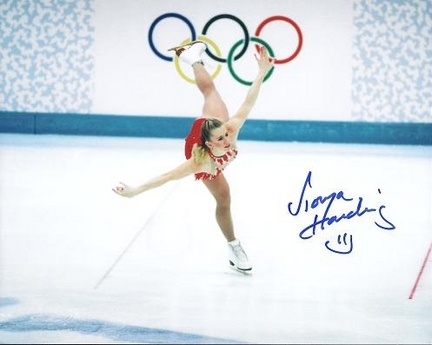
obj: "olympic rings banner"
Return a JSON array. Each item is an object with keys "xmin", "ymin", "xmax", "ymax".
[
  {"xmin": 148, "ymin": 13, "xmax": 303, "ymax": 86},
  {"xmin": 92, "ymin": 0, "xmax": 354, "ymax": 121}
]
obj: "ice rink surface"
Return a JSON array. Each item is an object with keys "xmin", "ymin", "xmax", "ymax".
[{"xmin": 0, "ymin": 133, "xmax": 431, "ymax": 344}]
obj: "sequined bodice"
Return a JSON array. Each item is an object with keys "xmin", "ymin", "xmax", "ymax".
[{"xmin": 195, "ymin": 147, "xmax": 238, "ymax": 181}]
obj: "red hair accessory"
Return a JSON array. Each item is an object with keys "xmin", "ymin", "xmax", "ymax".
[{"xmin": 184, "ymin": 118, "xmax": 206, "ymax": 159}]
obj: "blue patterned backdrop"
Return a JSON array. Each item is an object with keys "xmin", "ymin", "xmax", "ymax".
[
  {"xmin": 353, "ymin": 0, "xmax": 432, "ymax": 122},
  {"xmin": 0, "ymin": 0, "xmax": 94, "ymax": 113},
  {"xmin": 0, "ymin": 0, "xmax": 430, "ymax": 122}
]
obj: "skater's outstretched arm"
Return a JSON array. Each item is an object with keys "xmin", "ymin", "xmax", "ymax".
[
  {"xmin": 112, "ymin": 158, "xmax": 200, "ymax": 198},
  {"xmin": 228, "ymin": 46, "xmax": 274, "ymax": 133}
]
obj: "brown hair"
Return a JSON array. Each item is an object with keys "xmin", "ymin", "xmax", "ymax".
[
  {"xmin": 200, "ymin": 118, "xmax": 223, "ymax": 148},
  {"xmin": 193, "ymin": 118, "xmax": 224, "ymax": 163}
]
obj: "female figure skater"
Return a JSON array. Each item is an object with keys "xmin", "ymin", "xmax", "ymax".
[{"xmin": 113, "ymin": 41, "xmax": 274, "ymax": 272}]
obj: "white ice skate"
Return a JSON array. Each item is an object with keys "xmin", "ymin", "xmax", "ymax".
[
  {"xmin": 168, "ymin": 40, "xmax": 207, "ymax": 66},
  {"xmin": 228, "ymin": 239, "xmax": 252, "ymax": 273}
]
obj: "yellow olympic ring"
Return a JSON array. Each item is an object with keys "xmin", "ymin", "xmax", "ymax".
[{"xmin": 174, "ymin": 35, "xmax": 222, "ymax": 84}]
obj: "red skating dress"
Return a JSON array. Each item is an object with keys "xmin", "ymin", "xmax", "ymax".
[{"xmin": 184, "ymin": 118, "xmax": 238, "ymax": 181}]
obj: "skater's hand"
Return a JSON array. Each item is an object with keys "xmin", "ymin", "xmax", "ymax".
[
  {"xmin": 255, "ymin": 46, "xmax": 274, "ymax": 75},
  {"xmin": 112, "ymin": 182, "xmax": 139, "ymax": 198}
]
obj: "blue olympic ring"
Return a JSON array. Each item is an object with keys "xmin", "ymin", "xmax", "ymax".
[{"xmin": 148, "ymin": 13, "xmax": 196, "ymax": 62}]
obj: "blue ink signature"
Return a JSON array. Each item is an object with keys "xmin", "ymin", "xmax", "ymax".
[{"xmin": 287, "ymin": 171, "xmax": 396, "ymax": 254}]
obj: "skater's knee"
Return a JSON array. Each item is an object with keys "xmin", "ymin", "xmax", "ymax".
[
  {"xmin": 215, "ymin": 189, "xmax": 231, "ymax": 207},
  {"xmin": 203, "ymin": 175, "xmax": 231, "ymax": 207}
]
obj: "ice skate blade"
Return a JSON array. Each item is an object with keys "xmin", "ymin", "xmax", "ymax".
[
  {"xmin": 167, "ymin": 40, "xmax": 206, "ymax": 52},
  {"xmin": 229, "ymin": 261, "xmax": 252, "ymax": 274}
]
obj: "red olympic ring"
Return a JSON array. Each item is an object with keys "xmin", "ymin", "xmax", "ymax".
[{"xmin": 254, "ymin": 15, "xmax": 303, "ymax": 65}]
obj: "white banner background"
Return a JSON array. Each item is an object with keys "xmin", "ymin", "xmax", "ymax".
[{"xmin": 92, "ymin": 0, "xmax": 353, "ymax": 121}]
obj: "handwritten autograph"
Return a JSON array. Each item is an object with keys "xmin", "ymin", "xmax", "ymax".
[{"xmin": 287, "ymin": 171, "xmax": 396, "ymax": 254}]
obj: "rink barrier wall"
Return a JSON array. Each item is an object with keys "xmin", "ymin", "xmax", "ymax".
[{"xmin": 0, "ymin": 111, "xmax": 431, "ymax": 145}]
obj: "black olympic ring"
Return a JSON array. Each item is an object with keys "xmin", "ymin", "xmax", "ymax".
[{"xmin": 201, "ymin": 14, "xmax": 249, "ymax": 63}]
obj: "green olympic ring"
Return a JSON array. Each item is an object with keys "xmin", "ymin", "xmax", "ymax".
[{"xmin": 227, "ymin": 37, "xmax": 275, "ymax": 86}]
